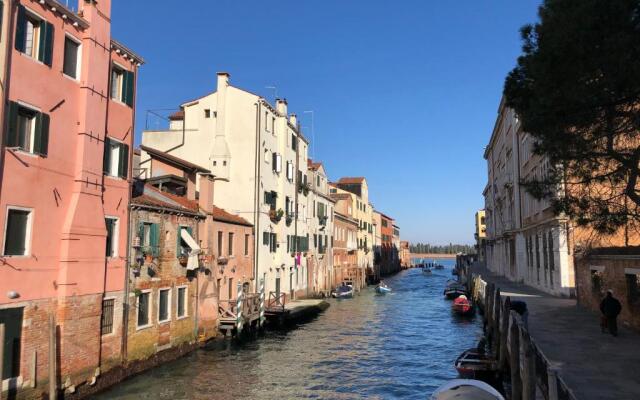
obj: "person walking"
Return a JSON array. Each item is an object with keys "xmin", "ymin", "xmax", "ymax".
[{"xmin": 600, "ymin": 289, "xmax": 622, "ymax": 337}]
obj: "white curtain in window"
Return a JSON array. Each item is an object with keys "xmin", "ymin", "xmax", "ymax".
[{"xmin": 180, "ymin": 229, "xmax": 201, "ymax": 270}]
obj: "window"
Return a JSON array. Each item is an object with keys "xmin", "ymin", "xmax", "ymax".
[
  {"xmin": 292, "ymin": 134, "xmax": 298, "ymax": 151},
  {"xmin": 110, "ymin": 65, "xmax": 135, "ymax": 107},
  {"xmin": 286, "ymin": 161, "xmax": 294, "ymax": 181},
  {"xmin": 137, "ymin": 291, "xmax": 150, "ymax": 328},
  {"xmin": 138, "ymin": 222, "xmax": 159, "ymax": 257},
  {"xmin": 103, "ymin": 137, "xmax": 129, "ymax": 178},
  {"xmin": 264, "ymin": 191, "xmax": 277, "ymax": 211},
  {"xmin": 158, "ymin": 288, "xmax": 170, "ymax": 323},
  {"xmin": 263, "ymin": 231, "xmax": 269, "ymax": 246},
  {"xmin": 244, "ymin": 234, "xmax": 249, "ymax": 256},
  {"xmin": 317, "ymin": 176, "xmax": 320, "ymax": 187},
  {"xmin": 177, "ymin": 226, "xmax": 193, "ymax": 257},
  {"xmin": 6, "ymin": 102, "xmax": 49, "ymax": 156},
  {"xmin": 204, "ymin": 109, "xmax": 211, "ymax": 118},
  {"xmin": 591, "ymin": 270, "xmax": 603, "ymax": 294},
  {"xmin": 228, "ymin": 232, "xmax": 234, "ymax": 256},
  {"xmin": 270, "ymin": 233, "xmax": 277, "ymax": 253},
  {"xmin": 105, "ymin": 217, "xmax": 118, "ymax": 257},
  {"xmin": 101, "ymin": 298, "xmax": 115, "ymax": 335},
  {"xmin": 4, "ymin": 208, "xmax": 32, "ymax": 256},
  {"xmin": 217, "ymin": 231, "xmax": 223, "ymax": 256},
  {"xmin": 264, "ymin": 111, "xmax": 269, "ymax": 132},
  {"xmin": 177, "ymin": 287, "xmax": 187, "ymax": 318},
  {"xmin": 272, "ymin": 152, "xmax": 282, "ymax": 173},
  {"xmin": 63, "ymin": 36, "xmax": 80, "ymax": 79},
  {"xmin": 272, "ymin": 117, "xmax": 276, "ymax": 134},
  {"xmin": 15, "ymin": 6, "xmax": 53, "ymax": 66}
]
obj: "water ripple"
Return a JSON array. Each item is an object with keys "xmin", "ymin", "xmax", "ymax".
[{"xmin": 94, "ymin": 260, "xmax": 483, "ymax": 400}]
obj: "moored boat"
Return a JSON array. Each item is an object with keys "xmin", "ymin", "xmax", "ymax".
[
  {"xmin": 430, "ymin": 379, "xmax": 505, "ymax": 400},
  {"xmin": 423, "ymin": 267, "xmax": 432, "ymax": 275},
  {"xmin": 434, "ymin": 264, "xmax": 444, "ymax": 270},
  {"xmin": 332, "ymin": 283, "xmax": 354, "ymax": 299},
  {"xmin": 452, "ymin": 295, "xmax": 473, "ymax": 315},
  {"xmin": 443, "ymin": 280, "xmax": 467, "ymax": 299},
  {"xmin": 454, "ymin": 348, "xmax": 498, "ymax": 381}
]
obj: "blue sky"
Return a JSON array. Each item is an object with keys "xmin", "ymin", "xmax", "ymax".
[{"xmin": 112, "ymin": 0, "xmax": 542, "ymax": 245}]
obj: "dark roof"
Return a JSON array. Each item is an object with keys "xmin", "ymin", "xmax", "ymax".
[
  {"xmin": 132, "ymin": 183, "xmax": 201, "ymax": 215},
  {"xmin": 377, "ymin": 211, "xmax": 394, "ymax": 221},
  {"xmin": 211, "ymin": 206, "xmax": 253, "ymax": 227},
  {"xmin": 140, "ymin": 145, "xmax": 210, "ymax": 173},
  {"xmin": 338, "ymin": 177, "xmax": 366, "ymax": 184}
]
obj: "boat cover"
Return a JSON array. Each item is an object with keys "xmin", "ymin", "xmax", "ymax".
[{"xmin": 430, "ymin": 379, "xmax": 504, "ymax": 400}]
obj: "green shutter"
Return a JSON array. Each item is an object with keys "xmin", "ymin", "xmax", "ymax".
[
  {"xmin": 176, "ymin": 226, "xmax": 182, "ymax": 255},
  {"xmin": 33, "ymin": 112, "xmax": 49, "ymax": 157},
  {"xmin": 15, "ymin": 5, "xmax": 26, "ymax": 53},
  {"xmin": 124, "ymin": 71, "xmax": 135, "ymax": 107},
  {"xmin": 150, "ymin": 223, "xmax": 160, "ymax": 257},
  {"xmin": 263, "ymin": 232, "xmax": 269, "ymax": 246},
  {"xmin": 39, "ymin": 21, "xmax": 54, "ymax": 66},
  {"xmin": 5, "ymin": 102, "xmax": 18, "ymax": 148},
  {"xmin": 118, "ymin": 142, "xmax": 129, "ymax": 178},
  {"xmin": 103, "ymin": 137, "xmax": 111, "ymax": 174}
]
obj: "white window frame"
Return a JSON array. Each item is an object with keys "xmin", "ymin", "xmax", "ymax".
[
  {"xmin": 110, "ymin": 62, "xmax": 127, "ymax": 104},
  {"xmin": 107, "ymin": 137, "xmax": 124, "ymax": 177},
  {"xmin": 176, "ymin": 285, "xmax": 188, "ymax": 320},
  {"xmin": 275, "ymin": 153, "xmax": 282, "ymax": 173},
  {"xmin": 105, "ymin": 216, "xmax": 119, "ymax": 258},
  {"xmin": 157, "ymin": 287, "xmax": 171, "ymax": 324},
  {"xmin": 136, "ymin": 289, "xmax": 152, "ymax": 330},
  {"xmin": 286, "ymin": 161, "xmax": 293, "ymax": 181},
  {"xmin": 2, "ymin": 206, "xmax": 34, "ymax": 257},
  {"xmin": 22, "ymin": 8, "xmax": 44, "ymax": 61},
  {"xmin": 62, "ymin": 33, "xmax": 82, "ymax": 81}
]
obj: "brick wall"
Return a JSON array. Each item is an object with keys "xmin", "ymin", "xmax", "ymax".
[{"xmin": 575, "ymin": 251, "xmax": 640, "ymax": 332}]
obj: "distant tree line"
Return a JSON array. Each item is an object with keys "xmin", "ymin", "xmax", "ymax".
[{"xmin": 409, "ymin": 243, "xmax": 475, "ymax": 254}]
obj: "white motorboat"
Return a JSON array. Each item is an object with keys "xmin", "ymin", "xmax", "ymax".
[{"xmin": 430, "ymin": 379, "xmax": 504, "ymax": 400}]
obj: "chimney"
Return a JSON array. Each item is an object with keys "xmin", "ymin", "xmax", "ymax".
[
  {"xmin": 198, "ymin": 174, "xmax": 215, "ymax": 214},
  {"xmin": 212, "ymin": 72, "xmax": 231, "ymax": 181},
  {"xmin": 276, "ymin": 98, "xmax": 288, "ymax": 116},
  {"xmin": 289, "ymin": 113, "xmax": 297, "ymax": 128}
]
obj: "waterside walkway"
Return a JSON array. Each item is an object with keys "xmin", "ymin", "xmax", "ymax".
[{"xmin": 471, "ymin": 263, "xmax": 640, "ymax": 400}]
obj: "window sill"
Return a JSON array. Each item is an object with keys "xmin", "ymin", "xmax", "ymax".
[
  {"xmin": 62, "ymin": 73, "xmax": 80, "ymax": 83},
  {"xmin": 158, "ymin": 319, "xmax": 171, "ymax": 325},
  {"xmin": 111, "ymin": 98, "xmax": 132, "ymax": 109},
  {"xmin": 176, "ymin": 315, "xmax": 189, "ymax": 321},
  {"xmin": 18, "ymin": 51, "xmax": 47, "ymax": 67},
  {"xmin": 104, "ymin": 174, "xmax": 126, "ymax": 181},
  {"xmin": 1, "ymin": 254, "xmax": 30, "ymax": 258},
  {"xmin": 7, "ymin": 148, "xmax": 40, "ymax": 159},
  {"xmin": 135, "ymin": 324, "xmax": 152, "ymax": 331}
]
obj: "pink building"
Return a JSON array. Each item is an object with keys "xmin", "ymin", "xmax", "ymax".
[{"xmin": 0, "ymin": 0, "xmax": 142, "ymax": 397}]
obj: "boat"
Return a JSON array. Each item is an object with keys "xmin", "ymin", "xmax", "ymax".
[
  {"xmin": 430, "ymin": 379, "xmax": 505, "ymax": 400},
  {"xmin": 455, "ymin": 348, "xmax": 499, "ymax": 381},
  {"xmin": 423, "ymin": 267, "xmax": 432, "ymax": 275},
  {"xmin": 452, "ymin": 295, "xmax": 473, "ymax": 315},
  {"xmin": 434, "ymin": 264, "xmax": 445, "ymax": 270},
  {"xmin": 332, "ymin": 283, "xmax": 354, "ymax": 299},
  {"xmin": 375, "ymin": 284, "xmax": 392, "ymax": 294},
  {"xmin": 444, "ymin": 280, "xmax": 467, "ymax": 299}
]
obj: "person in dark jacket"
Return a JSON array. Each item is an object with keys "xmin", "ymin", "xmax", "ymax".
[{"xmin": 600, "ymin": 290, "xmax": 622, "ymax": 337}]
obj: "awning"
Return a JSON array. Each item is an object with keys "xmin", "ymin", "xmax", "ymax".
[{"xmin": 180, "ymin": 229, "xmax": 201, "ymax": 270}]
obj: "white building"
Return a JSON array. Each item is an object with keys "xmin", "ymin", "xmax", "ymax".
[
  {"xmin": 484, "ymin": 97, "xmax": 574, "ymax": 296},
  {"xmin": 141, "ymin": 72, "xmax": 317, "ymax": 300},
  {"xmin": 307, "ymin": 160, "xmax": 335, "ymax": 294}
]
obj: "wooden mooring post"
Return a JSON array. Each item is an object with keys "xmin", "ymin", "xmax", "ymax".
[
  {"xmin": 509, "ymin": 313, "xmax": 523, "ymax": 400},
  {"xmin": 520, "ymin": 329, "xmax": 537, "ymax": 400},
  {"xmin": 48, "ymin": 314, "xmax": 57, "ymax": 400}
]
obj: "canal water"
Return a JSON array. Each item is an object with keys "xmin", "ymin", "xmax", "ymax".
[{"xmin": 95, "ymin": 259, "xmax": 483, "ymax": 400}]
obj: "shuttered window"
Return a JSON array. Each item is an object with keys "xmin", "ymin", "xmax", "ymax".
[
  {"xmin": 269, "ymin": 233, "xmax": 277, "ymax": 253},
  {"xmin": 139, "ymin": 222, "xmax": 159, "ymax": 257},
  {"xmin": 177, "ymin": 226, "xmax": 193, "ymax": 257},
  {"xmin": 15, "ymin": 5, "xmax": 53, "ymax": 66},
  {"xmin": 103, "ymin": 137, "xmax": 129, "ymax": 178},
  {"xmin": 6, "ymin": 102, "xmax": 49, "ymax": 156},
  {"xmin": 110, "ymin": 65, "xmax": 135, "ymax": 107},
  {"xmin": 3, "ymin": 209, "xmax": 31, "ymax": 256}
]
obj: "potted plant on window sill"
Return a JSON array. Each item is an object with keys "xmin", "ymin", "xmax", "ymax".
[
  {"xmin": 269, "ymin": 208, "xmax": 284, "ymax": 223},
  {"xmin": 130, "ymin": 263, "xmax": 142, "ymax": 277}
]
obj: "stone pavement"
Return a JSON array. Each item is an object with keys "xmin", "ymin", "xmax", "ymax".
[{"xmin": 471, "ymin": 263, "xmax": 640, "ymax": 400}]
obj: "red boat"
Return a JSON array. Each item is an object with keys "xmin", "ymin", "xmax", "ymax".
[{"xmin": 452, "ymin": 295, "xmax": 473, "ymax": 315}]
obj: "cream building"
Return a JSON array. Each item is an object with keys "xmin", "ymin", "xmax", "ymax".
[
  {"xmin": 141, "ymin": 72, "xmax": 313, "ymax": 300},
  {"xmin": 307, "ymin": 160, "xmax": 335, "ymax": 294},
  {"xmin": 484, "ymin": 97, "xmax": 573, "ymax": 296},
  {"xmin": 475, "ymin": 210, "xmax": 486, "ymax": 263}
]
